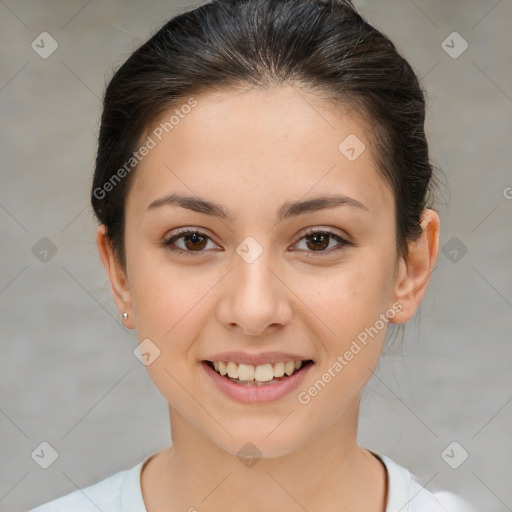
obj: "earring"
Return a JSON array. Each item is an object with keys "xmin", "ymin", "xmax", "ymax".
[{"xmin": 122, "ymin": 312, "xmax": 128, "ymax": 321}]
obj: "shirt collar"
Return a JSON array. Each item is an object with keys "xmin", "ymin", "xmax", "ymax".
[{"xmin": 121, "ymin": 449, "xmax": 412, "ymax": 512}]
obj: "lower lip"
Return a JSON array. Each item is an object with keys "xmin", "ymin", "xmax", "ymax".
[{"xmin": 201, "ymin": 360, "xmax": 314, "ymax": 404}]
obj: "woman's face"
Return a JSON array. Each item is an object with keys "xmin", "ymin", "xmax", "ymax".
[{"xmin": 104, "ymin": 85, "xmax": 415, "ymax": 457}]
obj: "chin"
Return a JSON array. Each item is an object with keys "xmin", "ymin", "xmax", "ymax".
[{"xmin": 208, "ymin": 420, "xmax": 311, "ymax": 460}]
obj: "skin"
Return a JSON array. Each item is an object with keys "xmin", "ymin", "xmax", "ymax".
[{"xmin": 97, "ymin": 84, "xmax": 440, "ymax": 512}]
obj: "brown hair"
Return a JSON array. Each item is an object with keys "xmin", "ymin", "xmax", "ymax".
[{"xmin": 91, "ymin": 0, "xmax": 441, "ymax": 272}]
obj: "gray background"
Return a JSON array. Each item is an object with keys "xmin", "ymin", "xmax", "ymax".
[{"xmin": 1, "ymin": 0, "xmax": 511, "ymax": 511}]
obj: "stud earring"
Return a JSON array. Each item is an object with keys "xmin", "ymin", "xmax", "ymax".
[{"xmin": 122, "ymin": 312, "xmax": 128, "ymax": 321}]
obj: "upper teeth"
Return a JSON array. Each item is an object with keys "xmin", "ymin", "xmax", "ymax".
[{"xmin": 212, "ymin": 360, "xmax": 304, "ymax": 382}]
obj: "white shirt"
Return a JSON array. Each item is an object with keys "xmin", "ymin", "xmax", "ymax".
[{"xmin": 28, "ymin": 449, "xmax": 476, "ymax": 512}]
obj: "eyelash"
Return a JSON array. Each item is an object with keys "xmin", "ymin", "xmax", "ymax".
[{"xmin": 161, "ymin": 227, "xmax": 354, "ymax": 258}]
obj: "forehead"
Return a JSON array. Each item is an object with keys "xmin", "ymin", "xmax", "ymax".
[{"xmin": 127, "ymin": 85, "xmax": 393, "ymax": 220}]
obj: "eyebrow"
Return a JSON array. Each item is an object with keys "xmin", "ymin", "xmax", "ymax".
[{"xmin": 146, "ymin": 193, "xmax": 370, "ymax": 222}]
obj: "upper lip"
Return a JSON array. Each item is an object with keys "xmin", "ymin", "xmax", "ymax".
[{"xmin": 204, "ymin": 351, "xmax": 314, "ymax": 366}]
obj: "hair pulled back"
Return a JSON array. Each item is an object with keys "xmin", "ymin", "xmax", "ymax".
[{"xmin": 91, "ymin": 0, "xmax": 439, "ymax": 270}]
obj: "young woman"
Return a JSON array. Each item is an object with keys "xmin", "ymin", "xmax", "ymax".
[{"xmin": 29, "ymin": 0, "xmax": 475, "ymax": 510}]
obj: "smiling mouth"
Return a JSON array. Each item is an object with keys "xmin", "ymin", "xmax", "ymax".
[{"xmin": 203, "ymin": 359, "xmax": 314, "ymax": 386}]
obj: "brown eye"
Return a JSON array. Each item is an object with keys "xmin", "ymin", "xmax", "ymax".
[
  {"xmin": 162, "ymin": 230, "xmax": 219, "ymax": 255},
  {"xmin": 181, "ymin": 232, "xmax": 207, "ymax": 251},
  {"xmin": 294, "ymin": 229, "xmax": 353, "ymax": 256},
  {"xmin": 304, "ymin": 232, "xmax": 330, "ymax": 251},
  {"xmin": 162, "ymin": 228, "xmax": 353, "ymax": 257}
]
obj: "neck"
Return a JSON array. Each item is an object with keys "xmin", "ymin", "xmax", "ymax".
[{"xmin": 141, "ymin": 395, "xmax": 387, "ymax": 512}]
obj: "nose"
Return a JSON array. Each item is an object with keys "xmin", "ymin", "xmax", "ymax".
[{"xmin": 216, "ymin": 245, "xmax": 293, "ymax": 336}]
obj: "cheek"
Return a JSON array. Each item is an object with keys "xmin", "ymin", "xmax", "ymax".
[
  {"xmin": 294, "ymin": 266, "xmax": 392, "ymax": 411},
  {"xmin": 129, "ymin": 261, "xmax": 210, "ymax": 404},
  {"xmin": 297, "ymin": 255, "xmax": 394, "ymax": 339},
  {"xmin": 129, "ymin": 251, "xmax": 222, "ymax": 366},
  {"xmin": 132, "ymin": 264, "xmax": 205, "ymax": 337}
]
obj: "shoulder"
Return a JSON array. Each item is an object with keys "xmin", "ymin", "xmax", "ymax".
[
  {"xmin": 27, "ymin": 459, "xmax": 147, "ymax": 512},
  {"xmin": 368, "ymin": 450, "xmax": 476, "ymax": 512},
  {"xmin": 408, "ymin": 477, "xmax": 477, "ymax": 512}
]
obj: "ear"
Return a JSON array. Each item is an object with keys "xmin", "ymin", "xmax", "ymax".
[
  {"xmin": 389, "ymin": 209, "xmax": 440, "ymax": 324},
  {"xmin": 96, "ymin": 224, "xmax": 135, "ymax": 329}
]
